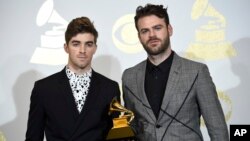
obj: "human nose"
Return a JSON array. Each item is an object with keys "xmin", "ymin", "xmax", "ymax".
[
  {"xmin": 149, "ymin": 29, "xmax": 156, "ymax": 37},
  {"xmin": 79, "ymin": 45, "xmax": 86, "ymax": 53}
]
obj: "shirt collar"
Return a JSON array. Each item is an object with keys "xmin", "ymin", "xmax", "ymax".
[
  {"xmin": 65, "ymin": 66, "xmax": 92, "ymax": 80},
  {"xmin": 146, "ymin": 51, "xmax": 174, "ymax": 73}
]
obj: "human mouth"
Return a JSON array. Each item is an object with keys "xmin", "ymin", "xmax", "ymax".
[
  {"xmin": 148, "ymin": 39, "xmax": 160, "ymax": 45},
  {"xmin": 78, "ymin": 56, "xmax": 87, "ymax": 60}
]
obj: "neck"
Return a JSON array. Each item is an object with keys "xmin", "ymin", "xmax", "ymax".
[
  {"xmin": 148, "ymin": 47, "xmax": 172, "ymax": 66},
  {"xmin": 67, "ymin": 65, "xmax": 92, "ymax": 75}
]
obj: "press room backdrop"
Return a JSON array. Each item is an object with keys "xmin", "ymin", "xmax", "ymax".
[{"xmin": 0, "ymin": 0, "xmax": 249, "ymax": 140}]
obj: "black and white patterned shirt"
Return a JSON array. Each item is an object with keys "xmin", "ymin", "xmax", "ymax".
[{"xmin": 66, "ymin": 67, "xmax": 92, "ymax": 113}]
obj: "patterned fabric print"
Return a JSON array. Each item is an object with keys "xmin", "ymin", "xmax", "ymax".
[{"xmin": 66, "ymin": 67, "xmax": 92, "ymax": 113}]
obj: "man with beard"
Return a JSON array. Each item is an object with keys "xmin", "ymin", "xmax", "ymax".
[{"xmin": 122, "ymin": 4, "xmax": 229, "ymax": 141}]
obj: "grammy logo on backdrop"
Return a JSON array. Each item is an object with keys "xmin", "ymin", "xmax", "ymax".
[
  {"xmin": 106, "ymin": 98, "xmax": 135, "ymax": 140},
  {"xmin": 30, "ymin": 0, "xmax": 68, "ymax": 65}
]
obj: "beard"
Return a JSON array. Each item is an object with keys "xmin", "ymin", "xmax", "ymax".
[{"xmin": 142, "ymin": 36, "xmax": 170, "ymax": 55}]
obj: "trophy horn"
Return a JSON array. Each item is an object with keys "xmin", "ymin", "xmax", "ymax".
[
  {"xmin": 108, "ymin": 98, "xmax": 134, "ymax": 124},
  {"xmin": 106, "ymin": 98, "xmax": 135, "ymax": 140}
]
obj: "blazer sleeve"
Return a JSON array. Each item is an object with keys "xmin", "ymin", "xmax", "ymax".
[
  {"xmin": 122, "ymin": 69, "xmax": 138, "ymax": 134},
  {"xmin": 25, "ymin": 82, "xmax": 45, "ymax": 141},
  {"xmin": 196, "ymin": 64, "xmax": 229, "ymax": 141}
]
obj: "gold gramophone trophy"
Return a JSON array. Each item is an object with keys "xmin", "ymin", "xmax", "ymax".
[{"xmin": 106, "ymin": 98, "xmax": 135, "ymax": 140}]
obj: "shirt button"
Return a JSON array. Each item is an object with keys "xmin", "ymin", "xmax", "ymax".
[{"xmin": 156, "ymin": 124, "xmax": 161, "ymax": 128}]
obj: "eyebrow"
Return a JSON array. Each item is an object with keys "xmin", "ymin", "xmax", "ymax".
[
  {"xmin": 71, "ymin": 40, "xmax": 81, "ymax": 44},
  {"xmin": 85, "ymin": 41, "xmax": 94, "ymax": 44},
  {"xmin": 140, "ymin": 24, "xmax": 164, "ymax": 31},
  {"xmin": 139, "ymin": 28, "xmax": 149, "ymax": 33},
  {"xmin": 70, "ymin": 40, "xmax": 94, "ymax": 44},
  {"xmin": 153, "ymin": 24, "xmax": 163, "ymax": 28}
]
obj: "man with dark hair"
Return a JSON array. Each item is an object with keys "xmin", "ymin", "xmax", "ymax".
[
  {"xmin": 25, "ymin": 16, "xmax": 120, "ymax": 141},
  {"xmin": 122, "ymin": 4, "xmax": 229, "ymax": 141}
]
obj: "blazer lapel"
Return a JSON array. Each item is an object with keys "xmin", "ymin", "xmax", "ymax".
[
  {"xmin": 136, "ymin": 62, "xmax": 157, "ymax": 122},
  {"xmin": 79, "ymin": 70, "xmax": 100, "ymax": 117},
  {"xmin": 57, "ymin": 68, "xmax": 79, "ymax": 119},
  {"xmin": 158, "ymin": 54, "xmax": 181, "ymax": 120},
  {"xmin": 68, "ymin": 70, "xmax": 101, "ymax": 140}
]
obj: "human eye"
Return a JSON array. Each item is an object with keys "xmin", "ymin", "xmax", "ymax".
[
  {"xmin": 154, "ymin": 25, "xmax": 162, "ymax": 31},
  {"xmin": 86, "ymin": 42, "xmax": 94, "ymax": 47},
  {"xmin": 72, "ymin": 43, "xmax": 80, "ymax": 47},
  {"xmin": 140, "ymin": 29, "xmax": 148, "ymax": 34},
  {"xmin": 71, "ymin": 41, "xmax": 81, "ymax": 47}
]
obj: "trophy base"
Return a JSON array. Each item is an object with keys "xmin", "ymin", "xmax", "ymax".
[
  {"xmin": 108, "ymin": 137, "xmax": 136, "ymax": 141},
  {"xmin": 106, "ymin": 126, "xmax": 135, "ymax": 140}
]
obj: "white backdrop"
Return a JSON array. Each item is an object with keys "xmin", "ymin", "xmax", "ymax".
[{"xmin": 0, "ymin": 0, "xmax": 250, "ymax": 140}]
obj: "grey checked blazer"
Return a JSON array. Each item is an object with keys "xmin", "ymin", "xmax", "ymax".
[{"xmin": 122, "ymin": 52, "xmax": 229, "ymax": 141}]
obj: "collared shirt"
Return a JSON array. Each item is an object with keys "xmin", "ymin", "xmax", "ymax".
[
  {"xmin": 145, "ymin": 51, "xmax": 174, "ymax": 118},
  {"xmin": 66, "ymin": 67, "xmax": 92, "ymax": 113}
]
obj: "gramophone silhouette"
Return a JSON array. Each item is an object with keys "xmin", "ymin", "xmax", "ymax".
[
  {"xmin": 186, "ymin": 0, "xmax": 234, "ymax": 127},
  {"xmin": 30, "ymin": 0, "xmax": 68, "ymax": 65},
  {"xmin": 185, "ymin": 0, "xmax": 236, "ymax": 60}
]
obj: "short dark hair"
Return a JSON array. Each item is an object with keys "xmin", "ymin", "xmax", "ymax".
[
  {"xmin": 134, "ymin": 4, "xmax": 169, "ymax": 31},
  {"xmin": 65, "ymin": 17, "xmax": 98, "ymax": 45}
]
